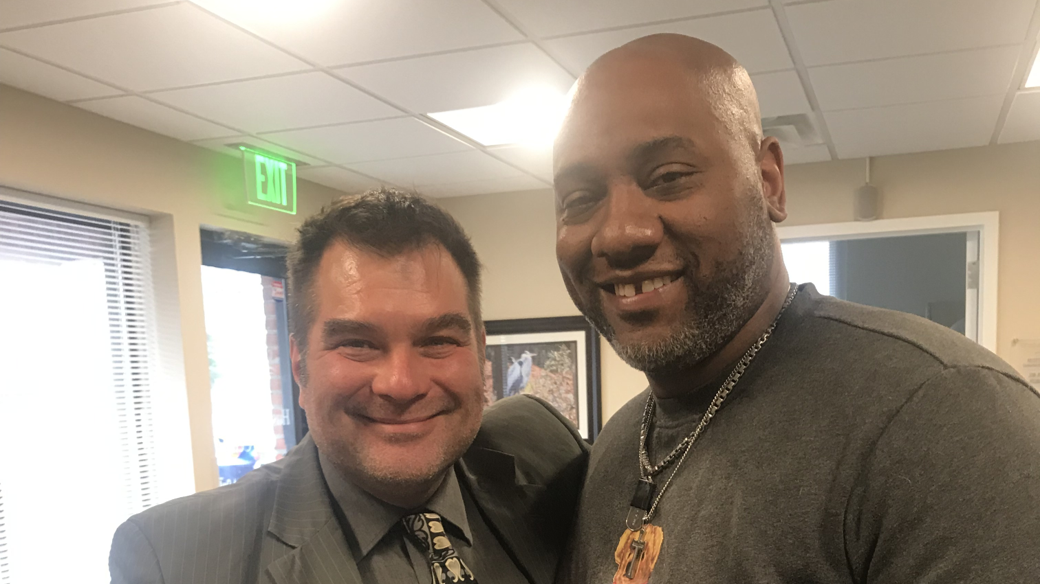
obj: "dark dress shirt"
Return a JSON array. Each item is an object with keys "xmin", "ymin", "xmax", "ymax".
[{"xmin": 320, "ymin": 453, "xmax": 530, "ymax": 584}]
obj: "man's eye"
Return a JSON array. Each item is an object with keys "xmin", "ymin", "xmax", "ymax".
[
  {"xmin": 647, "ymin": 165, "xmax": 697, "ymax": 189},
  {"xmin": 656, "ymin": 171, "xmax": 688, "ymax": 184},
  {"xmin": 560, "ymin": 191, "xmax": 601, "ymax": 216},
  {"xmin": 423, "ymin": 337, "xmax": 462, "ymax": 348},
  {"xmin": 338, "ymin": 339, "xmax": 376, "ymax": 350}
]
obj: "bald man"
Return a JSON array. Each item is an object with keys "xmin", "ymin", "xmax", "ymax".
[{"xmin": 554, "ymin": 34, "xmax": 1040, "ymax": 583}]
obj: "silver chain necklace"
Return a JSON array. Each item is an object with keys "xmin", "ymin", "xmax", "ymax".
[{"xmin": 632, "ymin": 284, "xmax": 798, "ymax": 526}]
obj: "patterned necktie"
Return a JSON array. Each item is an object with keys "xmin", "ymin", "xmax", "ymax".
[{"xmin": 402, "ymin": 511, "xmax": 479, "ymax": 583}]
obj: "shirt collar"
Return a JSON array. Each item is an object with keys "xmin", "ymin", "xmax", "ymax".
[{"xmin": 319, "ymin": 452, "xmax": 472, "ymax": 559}]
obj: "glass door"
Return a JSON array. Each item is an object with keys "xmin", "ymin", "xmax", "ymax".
[{"xmin": 200, "ymin": 228, "xmax": 305, "ymax": 485}]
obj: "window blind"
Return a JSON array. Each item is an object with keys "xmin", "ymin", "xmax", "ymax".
[{"xmin": 0, "ymin": 195, "xmax": 159, "ymax": 582}]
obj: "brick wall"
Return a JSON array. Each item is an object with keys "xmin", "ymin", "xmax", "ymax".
[{"xmin": 261, "ymin": 276, "xmax": 288, "ymax": 460}]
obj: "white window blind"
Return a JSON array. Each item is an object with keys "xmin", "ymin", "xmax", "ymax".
[{"xmin": 0, "ymin": 195, "xmax": 159, "ymax": 583}]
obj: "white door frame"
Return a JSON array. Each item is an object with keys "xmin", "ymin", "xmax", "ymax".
[{"xmin": 777, "ymin": 212, "xmax": 999, "ymax": 352}]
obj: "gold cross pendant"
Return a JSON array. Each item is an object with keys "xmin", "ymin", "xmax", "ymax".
[{"xmin": 612, "ymin": 524, "xmax": 663, "ymax": 584}]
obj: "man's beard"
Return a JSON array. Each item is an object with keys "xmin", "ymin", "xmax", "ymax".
[{"xmin": 576, "ymin": 194, "xmax": 777, "ymax": 376}]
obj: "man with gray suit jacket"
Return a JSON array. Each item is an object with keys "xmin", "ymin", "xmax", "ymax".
[{"xmin": 109, "ymin": 189, "xmax": 588, "ymax": 584}]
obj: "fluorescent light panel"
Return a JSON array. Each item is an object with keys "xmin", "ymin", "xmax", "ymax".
[
  {"xmin": 1027, "ymin": 46, "xmax": 1040, "ymax": 89},
  {"xmin": 429, "ymin": 88, "xmax": 568, "ymax": 147}
]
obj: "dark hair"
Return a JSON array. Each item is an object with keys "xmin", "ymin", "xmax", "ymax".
[{"xmin": 287, "ymin": 188, "xmax": 483, "ymax": 354}]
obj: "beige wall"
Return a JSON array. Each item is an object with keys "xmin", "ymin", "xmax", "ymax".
[
  {"xmin": 0, "ymin": 85, "xmax": 344, "ymax": 492},
  {"xmin": 441, "ymin": 140, "xmax": 1040, "ymax": 423},
  {"xmin": 3, "ymin": 81, "xmax": 1037, "ymax": 487}
]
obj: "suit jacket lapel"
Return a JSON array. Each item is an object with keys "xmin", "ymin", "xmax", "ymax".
[
  {"xmin": 457, "ymin": 448, "xmax": 557, "ymax": 584},
  {"xmin": 264, "ymin": 436, "xmax": 364, "ymax": 584},
  {"xmin": 265, "ymin": 520, "xmax": 363, "ymax": 584}
]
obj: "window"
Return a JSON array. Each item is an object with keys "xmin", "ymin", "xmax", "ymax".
[
  {"xmin": 781, "ymin": 220, "xmax": 988, "ymax": 346},
  {"xmin": 781, "ymin": 240, "xmax": 835, "ymax": 297},
  {"xmin": 0, "ymin": 194, "xmax": 160, "ymax": 582}
]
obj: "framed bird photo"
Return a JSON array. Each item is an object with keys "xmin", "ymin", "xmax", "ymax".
[{"xmin": 483, "ymin": 316, "xmax": 602, "ymax": 441}]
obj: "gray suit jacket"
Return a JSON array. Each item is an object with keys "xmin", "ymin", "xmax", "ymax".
[{"xmin": 109, "ymin": 395, "xmax": 588, "ymax": 584}]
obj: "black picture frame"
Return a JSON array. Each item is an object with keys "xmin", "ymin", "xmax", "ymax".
[{"xmin": 483, "ymin": 315, "xmax": 602, "ymax": 442}]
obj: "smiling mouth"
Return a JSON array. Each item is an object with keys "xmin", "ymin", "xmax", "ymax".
[
  {"xmin": 360, "ymin": 413, "xmax": 441, "ymax": 426},
  {"xmin": 602, "ymin": 275, "xmax": 680, "ymax": 298}
]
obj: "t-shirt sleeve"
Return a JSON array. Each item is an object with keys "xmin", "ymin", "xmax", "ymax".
[{"xmin": 845, "ymin": 365, "xmax": 1040, "ymax": 583}]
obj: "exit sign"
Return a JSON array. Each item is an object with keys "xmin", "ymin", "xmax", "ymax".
[{"xmin": 242, "ymin": 147, "xmax": 297, "ymax": 214}]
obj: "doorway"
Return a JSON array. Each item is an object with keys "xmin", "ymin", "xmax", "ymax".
[{"xmin": 200, "ymin": 228, "xmax": 307, "ymax": 485}]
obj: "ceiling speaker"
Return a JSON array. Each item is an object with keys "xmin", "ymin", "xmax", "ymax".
[{"xmin": 854, "ymin": 184, "xmax": 880, "ymax": 221}]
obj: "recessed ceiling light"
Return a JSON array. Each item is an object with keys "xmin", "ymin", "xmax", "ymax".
[
  {"xmin": 1026, "ymin": 46, "xmax": 1040, "ymax": 89},
  {"xmin": 429, "ymin": 87, "xmax": 569, "ymax": 148}
]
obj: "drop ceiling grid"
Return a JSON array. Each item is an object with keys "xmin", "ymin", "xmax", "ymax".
[{"xmin": 0, "ymin": 0, "xmax": 1037, "ymax": 194}]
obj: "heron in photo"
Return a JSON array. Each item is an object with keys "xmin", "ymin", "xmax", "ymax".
[{"xmin": 504, "ymin": 351, "xmax": 535, "ymax": 397}]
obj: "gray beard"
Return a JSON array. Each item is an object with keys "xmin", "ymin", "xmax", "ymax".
[{"xmin": 581, "ymin": 198, "xmax": 777, "ymax": 376}]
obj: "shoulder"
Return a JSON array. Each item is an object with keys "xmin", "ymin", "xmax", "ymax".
[
  {"xmin": 125, "ymin": 456, "xmax": 284, "ymax": 537},
  {"xmin": 471, "ymin": 395, "xmax": 589, "ymax": 484},
  {"xmin": 110, "ymin": 446, "xmax": 301, "ymax": 582},
  {"xmin": 806, "ymin": 291, "xmax": 1019, "ymax": 379}
]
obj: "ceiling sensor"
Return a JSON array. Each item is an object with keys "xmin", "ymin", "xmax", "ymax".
[
  {"xmin": 223, "ymin": 143, "xmax": 309, "ymax": 167},
  {"xmin": 762, "ymin": 114, "xmax": 822, "ymax": 147}
]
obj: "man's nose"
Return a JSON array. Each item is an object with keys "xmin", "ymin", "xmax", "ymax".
[
  {"xmin": 370, "ymin": 348, "xmax": 428, "ymax": 405},
  {"xmin": 590, "ymin": 182, "xmax": 663, "ymax": 270}
]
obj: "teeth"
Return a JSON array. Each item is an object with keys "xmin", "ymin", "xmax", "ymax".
[{"xmin": 614, "ymin": 276, "xmax": 677, "ymax": 297}]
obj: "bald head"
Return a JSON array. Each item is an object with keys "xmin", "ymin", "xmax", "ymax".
[{"xmin": 557, "ymin": 34, "xmax": 765, "ymax": 173}]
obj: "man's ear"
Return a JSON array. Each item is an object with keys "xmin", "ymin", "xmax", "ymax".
[
  {"xmin": 289, "ymin": 335, "xmax": 307, "ymax": 404},
  {"xmin": 759, "ymin": 136, "xmax": 787, "ymax": 223}
]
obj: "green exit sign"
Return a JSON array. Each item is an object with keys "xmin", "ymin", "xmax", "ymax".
[{"xmin": 242, "ymin": 147, "xmax": 297, "ymax": 214}]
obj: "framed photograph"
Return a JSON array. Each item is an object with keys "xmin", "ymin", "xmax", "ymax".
[{"xmin": 483, "ymin": 316, "xmax": 602, "ymax": 441}]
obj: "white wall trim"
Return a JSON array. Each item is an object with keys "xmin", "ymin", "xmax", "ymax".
[
  {"xmin": 0, "ymin": 184, "xmax": 149, "ymax": 225},
  {"xmin": 778, "ymin": 212, "xmax": 999, "ymax": 352}
]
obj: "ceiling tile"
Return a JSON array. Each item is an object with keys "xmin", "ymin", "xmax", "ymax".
[
  {"xmin": 810, "ymin": 46, "xmax": 1021, "ymax": 112},
  {"xmin": 0, "ymin": 48, "xmax": 122, "ymax": 100},
  {"xmin": 0, "ymin": 0, "xmax": 171, "ymax": 30},
  {"xmin": 338, "ymin": 44, "xmax": 574, "ymax": 114},
  {"xmin": 297, "ymin": 166, "xmax": 386, "ymax": 194},
  {"xmin": 492, "ymin": 0, "xmax": 768, "ymax": 38},
  {"xmin": 77, "ymin": 95, "xmax": 235, "ymax": 141},
  {"xmin": 545, "ymin": 9, "xmax": 793, "ymax": 75},
  {"xmin": 0, "ymin": 3, "xmax": 308, "ymax": 91},
  {"xmin": 421, "ymin": 175, "xmax": 549, "ymax": 198},
  {"xmin": 191, "ymin": 0, "xmax": 522, "ymax": 67},
  {"xmin": 753, "ymin": 70, "xmax": 811, "ymax": 118},
  {"xmin": 189, "ymin": 136, "xmax": 327, "ymax": 166},
  {"xmin": 487, "ymin": 145, "xmax": 554, "ymax": 181},
  {"xmin": 781, "ymin": 143, "xmax": 831, "ymax": 165},
  {"xmin": 824, "ymin": 95, "xmax": 1004, "ymax": 159},
  {"xmin": 999, "ymin": 91, "xmax": 1040, "ymax": 144},
  {"xmin": 151, "ymin": 72, "xmax": 400, "ymax": 133},
  {"xmin": 787, "ymin": 0, "xmax": 1036, "ymax": 67},
  {"xmin": 262, "ymin": 117, "xmax": 471, "ymax": 164},
  {"xmin": 345, "ymin": 150, "xmax": 527, "ymax": 187}
]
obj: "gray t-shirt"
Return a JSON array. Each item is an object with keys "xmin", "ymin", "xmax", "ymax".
[{"xmin": 560, "ymin": 285, "xmax": 1040, "ymax": 583}]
